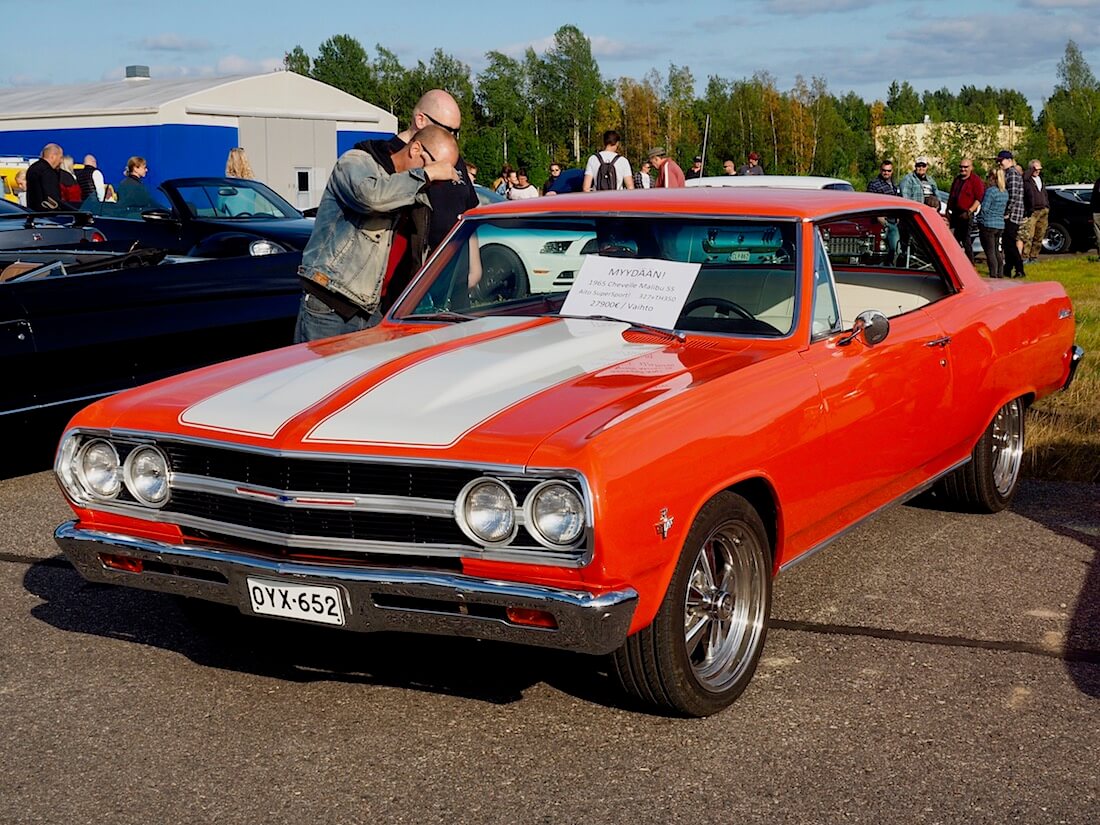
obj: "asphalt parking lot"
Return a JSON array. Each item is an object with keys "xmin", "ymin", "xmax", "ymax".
[{"xmin": 1, "ymin": 465, "xmax": 1097, "ymax": 825}]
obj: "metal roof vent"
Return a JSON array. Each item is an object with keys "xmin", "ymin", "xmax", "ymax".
[{"xmin": 125, "ymin": 65, "xmax": 151, "ymax": 80}]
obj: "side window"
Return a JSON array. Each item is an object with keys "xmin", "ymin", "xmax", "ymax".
[
  {"xmin": 811, "ymin": 229, "xmax": 841, "ymax": 339},
  {"xmin": 820, "ymin": 212, "xmax": 955, "ymax": 324}
]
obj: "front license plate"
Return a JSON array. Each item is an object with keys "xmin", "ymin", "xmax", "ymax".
[{"xmin": 246, "ymin": 577, "xmax": 346, "ymax": 626}]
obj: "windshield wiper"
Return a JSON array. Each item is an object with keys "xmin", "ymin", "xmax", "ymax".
[
  {"xmin": 408, "ymin": 310, "xmax": 479, "ymax": 323},
  {"xmin": 554, "ymin": 313, "xmax": 686, "ymax": 342}
]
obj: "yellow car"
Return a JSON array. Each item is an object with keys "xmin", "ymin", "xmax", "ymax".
[{"xmin": 0, "ymin": 156, "xmax": 34, "ymax": 204}]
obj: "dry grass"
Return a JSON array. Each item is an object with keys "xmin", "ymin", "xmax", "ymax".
[{"xmin": 1022, "ymin": 254, "xmax": 1100, "ymax": 482}]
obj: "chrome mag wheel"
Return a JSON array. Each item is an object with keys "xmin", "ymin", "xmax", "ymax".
[
  {"xmin": 991, "ymin": 398, "xmax": 1024, "ymax": 497},
  {"xmin": 683, "ymin": 520, "xmax": 769, "ymax": 694}
]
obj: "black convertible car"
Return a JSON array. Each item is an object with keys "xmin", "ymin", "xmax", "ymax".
[
  {"xmin": 1, "ymin": 246, "xmax": 301, "ymax": 421},
  {"xmin": 81, "ymin": 177, "xmax": 315, "ymax": 257}
]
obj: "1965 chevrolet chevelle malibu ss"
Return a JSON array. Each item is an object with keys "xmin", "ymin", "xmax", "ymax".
[{"xmin": 54, "ymin": 188, "xmax": 1082, "ymax": 716}]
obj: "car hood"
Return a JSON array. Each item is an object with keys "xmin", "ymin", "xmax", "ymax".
[
  {"xmin": 201, "ymin": 216, "xmax": 315, "ymax": 243},
  {"xmin": 75, "ymin": 316, "xmax": 770, "ymax": 466}
]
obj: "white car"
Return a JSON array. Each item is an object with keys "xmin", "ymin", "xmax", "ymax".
[{"xmin": 686, "ymin": 175, "xmax": 855, "ymax": 191}]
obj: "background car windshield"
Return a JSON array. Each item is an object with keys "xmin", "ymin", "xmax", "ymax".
[
  {"xmin": 173, "ymin": 182, "xmax": 298, "ymax": 219},
  {"xmin": 80, "ymin": 189, "xmax": 171, "ymax": 218},
  {"xmin": 397, "ymin": 216, "xmax": 800, "ymax": 336}
]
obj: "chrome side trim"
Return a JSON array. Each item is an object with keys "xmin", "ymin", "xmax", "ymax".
[
  {"xmin": 55, "ymin": 522, "xmax": 637, "ymax": 655},
  {"xmin": 778, "ymin": 458, "xmax": 970, "ymax": 574}
]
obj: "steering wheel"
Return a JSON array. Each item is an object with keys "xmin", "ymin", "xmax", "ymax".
[
  {"xmin": 681, "ymin": 297, "xmax": 756, "ymax": 321},
  {"xmin": 234, "ymin": 212, "xmax": 254, "ymax": 218}
]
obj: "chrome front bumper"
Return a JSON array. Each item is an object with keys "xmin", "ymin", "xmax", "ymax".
[
  {"xmin": 1063, "ymin": 344, "xmax": 1085, "ymax": 391},
  {"xmin": 55, "ymin": 521, "xmax": 637, "ymax": 655}
]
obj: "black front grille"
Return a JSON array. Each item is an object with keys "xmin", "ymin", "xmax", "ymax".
[
  {"xmin": 163, "ymin": 442, "xmax": 483, "ymax": 498},
  {"xmin": 168, "ymin": 489, "xmax": 470, "ymax": 546}
]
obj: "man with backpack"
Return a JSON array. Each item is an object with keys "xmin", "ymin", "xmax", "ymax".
[{"xmin": 582, "ymin": 130, "xmax": 635, "ymax": 192}]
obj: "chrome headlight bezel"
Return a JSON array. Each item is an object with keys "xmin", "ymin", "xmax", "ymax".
[
  {"xmin": 523, "ymin": 480, "xmax": 586, "ymax": 549},
  {"xmin": 76, "ymin": 438, "xmax": 122, "ymax": 500},
  {"xmin": 249, "ymin": 238, "xmax": 286, "ymax": 256},
  {"xmin": 123, "ymin": 445, "xmax": 171, "ymax": 507},
  {"xmin": 455, "ymin": 477, "xmax": 518, "ymax": 546}
]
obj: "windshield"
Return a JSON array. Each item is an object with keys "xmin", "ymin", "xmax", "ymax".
[
  {"xmin": 172, "ymin": 181, "xmax": 300, "ymax": 219},
  {"xmin": 394, "ymin": 215, "xmax": 800, "ymax": 337}
]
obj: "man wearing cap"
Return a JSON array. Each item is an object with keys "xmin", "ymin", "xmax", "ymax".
[
  {"xmin": 686, "ymin": 156, "xmax": 704, "ymax": 180},
  {"xmin": 901, "ymin": 157, "xmax": 938, "ymax": 205},
  {"xmin": 1021, "ymin": 159, "xmax": 1048, "ymax": 263},
  {"xmin": 737, "ymin": 152, "xmax": 764, "ymax": 176},
  {"xmin": 1000, "ymin": 150, "xmax": 1026, "ymax": 277},
  {"xmin": 648, "ymin": 147, "xmax": 685, "ymax": 188}
]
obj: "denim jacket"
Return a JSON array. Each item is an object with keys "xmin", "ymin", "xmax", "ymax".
[{"xmin": 299, "ymin": 147, "xmax": 431, "ymax": 313}]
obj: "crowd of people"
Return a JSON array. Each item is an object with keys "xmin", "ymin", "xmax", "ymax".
[
  {"xmin": 868, "ymin": 149, "xmax": 1052, "ymax": 279},
  {"xmin": 488, "ymin": 133, "xmax": 768, "ymax": 199},
  {"xmin": 17, "ymin": 143, "xmax": 257, "ymax": 213}
]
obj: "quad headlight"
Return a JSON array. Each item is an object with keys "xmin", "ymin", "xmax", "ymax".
[
  {"xmin": 249, "ymin": 239, "xmax": 286, "ymax": 256},
  {"xmin": 124, "ymin": 446, "xmax": 170, "ymax": 505},
  {"xmin": 456, "ymin": 478, "xmax": 517, "ymax": 545},
  {"xmin": 77, "ymin": 439, "xmax": 121, "ymax": 499},
  {"xmin": 525, "ymin": 481, "xmax": 585, "ymax": 547}
]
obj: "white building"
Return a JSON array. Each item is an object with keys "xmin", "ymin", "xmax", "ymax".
[{"xmin": 0, "ymin": 68, "xmax": 397, "ymax": 209}]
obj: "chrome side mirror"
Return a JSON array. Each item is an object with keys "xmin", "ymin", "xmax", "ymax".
[{"xmin": 838, "ymin": 310, "xmax": 890, "ymax": 347}]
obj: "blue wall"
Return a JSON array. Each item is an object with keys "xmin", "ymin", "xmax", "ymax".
[
  {"xmin": 0, "ymin": 124, "xmax": 238, "ymax": 192},
  {"xmin": 337, "ymin": 130, "xmax": 393, "ymax": 155}
]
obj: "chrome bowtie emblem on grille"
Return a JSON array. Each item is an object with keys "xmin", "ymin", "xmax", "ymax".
[{"xmin": 655, "ymin": 508, "xmax": 674, "ymax": 539}]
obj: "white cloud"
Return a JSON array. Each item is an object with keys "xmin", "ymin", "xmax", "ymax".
[
  {"xmin": 137, "ymin": 34, "xmax": 215, "ymax": 52},
  {"xmin": 759, "ymin": 0, "xmax": 869, "ymax": 13}
]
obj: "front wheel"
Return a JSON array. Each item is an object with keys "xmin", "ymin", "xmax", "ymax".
[
  {"xmin": 1042, "ymin": 222, "xmax": 1070, "ymax": 254},
  {"xmin": 934, "ymin": 397, "xmax": 1025, "ymax": 512},
  {"xmin": 612, "ymin": 492, "xmax": 772, "ymax": 717}
]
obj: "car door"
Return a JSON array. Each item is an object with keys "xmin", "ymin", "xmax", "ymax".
[
  {"xmin": 797, "ymin": 219, "xmax": 957, "ymax": 535},
  {"xmin": 0, "ymin": 283, "xmax": 37, "ymax": 415}
]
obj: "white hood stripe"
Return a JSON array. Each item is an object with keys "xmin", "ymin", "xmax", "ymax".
[
  {"xmin": 179, "ymin": 316, "xmax": 529, "ymax": 437},
  {"xmin": 306, "ymin": 319, "xmax": 661, "ymax": 447}
]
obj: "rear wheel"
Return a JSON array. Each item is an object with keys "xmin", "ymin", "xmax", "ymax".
[
  {"xmin": 935, "ymin": 397, "xmax": 1025, "ymax": 512},
  {"xmin": 477, "ymin": 244, "xmax": 529, "ymax": 301},
  {"xmin": 612, "ymin": 492, "xmax": 772, "ymax": 717}
]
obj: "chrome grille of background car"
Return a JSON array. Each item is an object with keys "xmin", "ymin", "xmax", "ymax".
[{"xmin": 824, "ymin": 235, "xmax": 871, "ymax": 257}]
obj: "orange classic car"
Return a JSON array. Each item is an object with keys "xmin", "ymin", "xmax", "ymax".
[{"xmin": 53, "ymin": 188, "xmax": 1082, "ymax": 716}]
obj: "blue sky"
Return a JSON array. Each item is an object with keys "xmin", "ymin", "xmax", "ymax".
[{"xmin": 2, "ymin": 0, "xmax": 1097, "ymax": 116}]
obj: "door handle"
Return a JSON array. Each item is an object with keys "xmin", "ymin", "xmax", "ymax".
[{"xmin": 925, "ymin": 336, "xmax": 951, "ymax": 348}]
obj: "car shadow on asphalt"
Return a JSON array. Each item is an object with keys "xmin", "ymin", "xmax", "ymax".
[
  {"xmin": 1010, "ymin": 481, "xmax": 1100, "ymax": 699},
  {"xmin": 22, "ymin": 557, "xmax": 641, "ymax": 713}
]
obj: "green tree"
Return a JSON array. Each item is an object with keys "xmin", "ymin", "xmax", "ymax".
[
  {"xmin": 312, "ymin": 34, "xmax": 373, "ymax": 101},
  {"xmin": 541, "ymin": 25, "xmax": 603, "ymax": 161},
  {"xmin": 284, "ymin": 45, "xmax": 311, "ymax": 76}
]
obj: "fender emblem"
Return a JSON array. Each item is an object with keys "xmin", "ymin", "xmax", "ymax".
[{"xmin": 655, "ymin": 508, "xmax": 674, "ymax": 540}]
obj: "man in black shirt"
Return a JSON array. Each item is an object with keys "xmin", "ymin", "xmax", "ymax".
[{"xmin": 25, "ymin": 143, "xmax": 64, "ymax": 212}]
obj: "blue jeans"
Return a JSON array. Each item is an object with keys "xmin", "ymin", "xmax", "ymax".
[{"xmin": 293, "ymin": 292, "xmax": 381, "ymax": 343}]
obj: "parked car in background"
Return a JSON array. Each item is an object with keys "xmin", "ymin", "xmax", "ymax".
[
  {"xmin": 686, "ymin": 175, "xmax": 855, "ymax": 191},
  {"xmin": 2, "ymin": 245, "xmax": 300, "ymax": 420},
  {"xmin": 0, "ymin": 199, "xmax": 107, "ymax": 250},
  {"xmin": 0, "ymin": 155, "xmax": 34, "ymax": 204},
  {"xmin": 81, "ymin": 177, "xmax": 314, "ymax": 257},
  {"xmin": 54, "ymin": 188, "xmax": 1081, "ymax": 717},
  {"xmin": 474, "ymin": 184, "xmax": 505, "ymax": 206},
  {"xmin": 1043, "ymin": 184, "xmax": 1095, "ymax": 254}
]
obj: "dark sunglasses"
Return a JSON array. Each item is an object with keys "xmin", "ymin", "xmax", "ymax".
[
  {"xmin": 420, "ymin": 143, "xmax": 436, "ymax": 163},
  {"xmin": 423, "ymin": 111, "xmax": 459, "ymax": 136}
]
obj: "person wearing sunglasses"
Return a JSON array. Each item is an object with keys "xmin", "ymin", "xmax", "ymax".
[
  {"xmin": 380, "ymin": 89, "xmax": 478, "ymax": 273},
  {"xmin": 295, "ymin": 124, "xmax": 459, "ymax": 343}
]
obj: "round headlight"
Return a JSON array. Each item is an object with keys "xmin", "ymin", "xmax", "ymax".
[
  {"xmin": 526, "ymin": 481, "xmax": 585, "ymax": 547},
  {"xmin": 79, "ymin": 439, "xmax": 121, "ymax": 499},
  {"xmin": 457, "ymin": 478, "xmax": 516, "ymax": 545},
  {"xmin": 249, "ymin": 239, "xmax": 285, "ymax": 256},
  {"xmin": 124, "ymin": 446, "xmax": 170, "ymax": 505}
]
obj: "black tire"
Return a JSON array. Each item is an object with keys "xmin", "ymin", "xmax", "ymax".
[
  {"xmin": 934, "ymin": 397, "xmax": 1025, "ymax": 513},
  {"xmin": 612, "ymin": 492, "xmax": 772, "ymax": 717},
  {"xmin": 1042, "ymin": 222, "xmax": 1071, "ymax": 255},
  {"xmin": 477, "ymin": 244, "xmax": 529, "ymax": 301}
]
